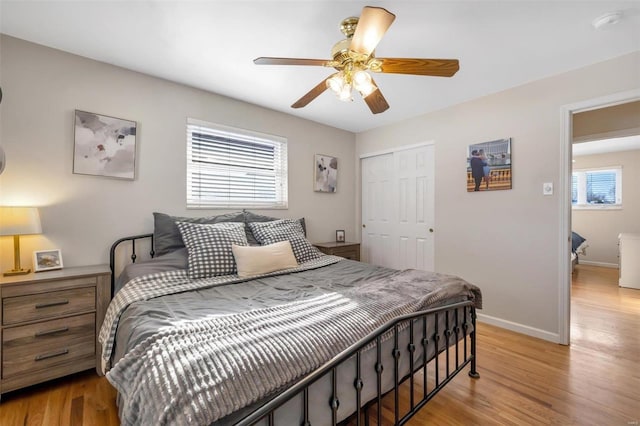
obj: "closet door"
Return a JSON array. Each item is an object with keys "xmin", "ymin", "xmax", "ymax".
[
  {"xmin": 361, "ymin": 144, "xmax": 435, "ymax": 271},
  {"xmin": 361, "ymin": 153, "xmax": 396, "ymax": 268}
]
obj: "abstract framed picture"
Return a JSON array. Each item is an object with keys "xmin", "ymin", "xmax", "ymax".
[
  {"xmin": 0, "ymin": 145, "xmax": 5, "ymax": 175},
  {"xmin": 73, "ymin": 110, "xmax": 137, "ymax": 180},
  {"xmin": 314, "ymin": 154, "xmax": 338, "ymax": 193},
  {"xmin": 467, "ymin": 138, "xmax": 512, "ymax": 192},
  {"xmin": 33, "ymin": 249, "xmax": 63, "ymax": 272}
]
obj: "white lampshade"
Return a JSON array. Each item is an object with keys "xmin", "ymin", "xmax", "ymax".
[{"xmin": 0, "ymin": 207, "xmax": 42, "ymax": 236}]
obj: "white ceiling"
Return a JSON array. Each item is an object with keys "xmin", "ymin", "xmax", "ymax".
[
  {"xmin": 1, "ymin": 1, "xmax": 639, "ymax": 133},
  {"xmin": 573, "ymin": 134, "xmax": 640, "ymax": 156}
]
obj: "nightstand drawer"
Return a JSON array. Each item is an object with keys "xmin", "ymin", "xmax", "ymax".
[
  {"xmin": 314, "ymin": 242, "xmax": 361, "ymax": 261},
  {"xmin": 2, "ymin": 286, "xmax": 96, "ymax": 326},
  {"xmin": 329, "ymin": 247, "xmax": 359, "ymax": 260},
  {"xmin": 2, "ymin": 313, "xmax": 95, "ymax": 378}
]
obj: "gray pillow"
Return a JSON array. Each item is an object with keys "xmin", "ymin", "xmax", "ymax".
[
  {"xmin": 153, "ymin": 211, "xmax": 244, "ymax": 256},
  {"xmin": 243, "ymin": 210, "xmax": 306, "ymax": 245},
  {"xmin": 248, "ymin": 219, "xmax": 321, "ymax": 264},
  {"xmin": 176, "ymin": 221, "xmax": 247, "ymax": 279}
]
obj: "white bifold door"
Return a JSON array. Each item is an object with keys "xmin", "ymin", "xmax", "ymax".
[{"xmin": 361, "ymin": 144, "xmax": 435, "ymax": 271}]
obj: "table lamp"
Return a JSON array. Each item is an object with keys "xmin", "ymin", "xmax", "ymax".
[{"xmin": 0, "ymin": 207, "xmax": 42, "ymax": 276}]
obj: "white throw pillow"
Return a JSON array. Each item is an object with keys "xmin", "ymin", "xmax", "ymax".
[{"xmin": 232, "ymin": 241, "xmax": 298, "ymax": 278}]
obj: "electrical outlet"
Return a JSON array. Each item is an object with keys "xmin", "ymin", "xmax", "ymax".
[{"xmin": 543, "ymin": 182, "xmax": 553, "ymax": 195}]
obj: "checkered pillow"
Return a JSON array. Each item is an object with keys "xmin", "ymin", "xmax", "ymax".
[
  {"xmin": 176, "ymin": 221, "xmax": 248, "ymax": 279},
  {"xmin": 248, "ymin": 219, "xmax": 322, "ymax": 263}
]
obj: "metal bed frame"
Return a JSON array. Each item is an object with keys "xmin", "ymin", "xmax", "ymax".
[{"xmin": 109, "ymin": 234, "xmax": 480, "ymax": 426}]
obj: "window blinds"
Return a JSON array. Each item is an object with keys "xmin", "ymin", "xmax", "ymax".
[
  {"xmin": 572, "ymin": 166, "xmax": 621, "ymax": 207},
  {"xmin": 187, "ymin": 119, "xmax": 288, "ymax": 209},
  {"xmin": 586, "ymin": 170, "xmax": 616, "ymax": 204}
]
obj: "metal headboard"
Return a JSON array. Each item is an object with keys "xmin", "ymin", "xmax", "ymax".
[{"xmin": 109, "ymin": 233, "xmax": 155, "ymax": 297}]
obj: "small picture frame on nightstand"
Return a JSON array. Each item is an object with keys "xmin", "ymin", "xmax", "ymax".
[
  {"xmin": 336, "ymin": 230, "xmax": 345, "ymax": 243},
  {"xmin": 33, "ymin": 249, "xmax": 64, "ymax": 272}
]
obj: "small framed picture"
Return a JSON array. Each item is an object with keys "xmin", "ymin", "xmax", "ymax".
[
  {"xmin": 33, "ymin": 249, "xmax": 64, "ymax": 272},
  {"xmin": 336, "ymin": 230, "xmax": 345, "ymax": 243},
  {"xmin": 315, "ymin": 154, "xmax": 338, "ymax": 193}
]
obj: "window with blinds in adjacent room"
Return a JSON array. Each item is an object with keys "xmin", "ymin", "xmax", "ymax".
[
  {"xmin": 186, "ymin": 119, "xmax": 288, "ymax": 209},
  {"xmin": 571, "ymin": 166, "xmax": 622, "ymax": 209}
]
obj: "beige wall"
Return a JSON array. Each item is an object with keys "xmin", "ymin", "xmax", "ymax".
[
  {"xmin": 573, "ymin": 100, "xmax": 640, "ymax": 142},
  {"xmin": 0, "ymin": 36, "xmax": 356, "ymax": 271},
  {"xmin": 355, "ymin": 52, "xmax": 640, "ymax": 340},
  {"xmin": 572, "ymin": 149, "xmax": 640, "ymax": 266}
]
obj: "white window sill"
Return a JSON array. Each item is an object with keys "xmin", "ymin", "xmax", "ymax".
[{"xmin": 572, "ymin": 204, "xmax": 622, "ymax": 211}]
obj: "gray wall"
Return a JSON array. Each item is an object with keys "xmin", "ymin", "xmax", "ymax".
[
  {"xmin": 572, "ymin": 149, "xmax": 640, "ymax": 266},
  {"xmin": 0, "ymin": 36, "xmax": 356, "ymax": 270},
  {"xmin": 355, "ymin": 52, "xmax": 640, "ymax": 341}
]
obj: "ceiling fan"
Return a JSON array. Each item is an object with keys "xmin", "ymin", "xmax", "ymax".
[{"xmin": 254, "ymin": 6, "xmax": 459, "ymax": 114}]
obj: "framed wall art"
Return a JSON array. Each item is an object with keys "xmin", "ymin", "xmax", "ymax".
[
  {"xmin": 0, "ymin": 145, "xmax": 5, "ymax": 175},
  {"xmin": 73, "ymin": 110, "xmax": 137, "ymax": 180},
  {"xmin": 467, "ymin": 138, "xmax": 512, "ymax": 192},
  {"xmin": 33, "ymin": 249, "xmax": 64, "ymax": 272},
  {"xmin": 314, "ymin": 154, "xmax": 338, "ymax": 193}
]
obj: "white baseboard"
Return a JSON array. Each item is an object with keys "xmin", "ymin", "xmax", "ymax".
[
  {"xmin": 476, "ymin": 313, "xmax": 561, "ymax": 344},
  {"xmin": 578, "ymin": 260, "xmax": 619, "ymax": 269}
]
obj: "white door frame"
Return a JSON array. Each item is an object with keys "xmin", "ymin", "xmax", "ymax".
[
  {"xmin": 359, "ymin": 141, "xmax": 435, "ymax": 160},
  {"xmin": 558, "ymin": 89, "xmax": 640, "ymax": 345}
]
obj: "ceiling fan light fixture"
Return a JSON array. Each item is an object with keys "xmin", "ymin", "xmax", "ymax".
[
  {"xmin": 353, "ymin": 68, "xmax": 371, "ymax": 86},
  {"xmin": 353, "ymin": 69, "xmax": 375, "ymax": 96},
  {"xmin": 357, "ymin": 83, "xmax": 375, "ymax": 98},
  {"xmin": 327, "ymin": 72, "xmax": 345, "ymax": 94},
  {"xmin": 255, "ymin": 6, "xmax": 458, "ymax": 114},
  {"xmin": 338, "ymin": 84, "xmax": 353, "ymax": 102}
]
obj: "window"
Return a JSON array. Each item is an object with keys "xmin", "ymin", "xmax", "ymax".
[
  {"xmin": 571, "ymin": 166, "xmax": 622, "ymax": 209},
  {"xmin": 187, "ymin": 118, "xmax": 288, "ymax": 209}
]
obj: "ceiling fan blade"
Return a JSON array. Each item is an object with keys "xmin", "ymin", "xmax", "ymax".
[
  {"xmin": 350, "ymin": 6, "xmax": 396, "ymax": 56},
  {"xmin": 363, "ymin": 79, "xmax": 389, "ymax": 114},
  {"xmin": 291, "ymin": 77, "xmax": 330, "ymax": 108},
  {"xmin": 254, "ymin": 57, "xmax": 330, "ymax": 67},
  {"xmin": 376, "ymin": 58, "xmax": 460, "ymax": 77}
]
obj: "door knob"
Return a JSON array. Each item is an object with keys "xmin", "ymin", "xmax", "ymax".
[
  {"xmin": 429, "ymin": 228, "xmax": 434, "ymax": 233},
  {"xmin": 362, "ymin": 224, "xmax": 366, "ymax": 228}
]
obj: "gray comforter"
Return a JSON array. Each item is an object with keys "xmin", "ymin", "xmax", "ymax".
[{"xmin": 103, "ymin": 256, "xmax": 481, "ymax": 426}]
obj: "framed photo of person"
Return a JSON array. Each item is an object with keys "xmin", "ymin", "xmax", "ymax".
[
  {"xmin": 467, "ymin": 138, "xmax": 512, "ymax": 192},
  {"xmin": 336, "ymin": 230, "xmax": 345, "ymax": 243}
]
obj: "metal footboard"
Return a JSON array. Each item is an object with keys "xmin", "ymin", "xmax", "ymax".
[{"xmin": 238, "ymin": 301, "xmax": 479, "ymax": 426}]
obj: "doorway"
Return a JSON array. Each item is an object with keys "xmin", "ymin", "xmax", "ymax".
[
  {"xmin": 360, "ymin": 143, "xmax": 435, "ymax": 271},
  {"xmin": 559, "ymin": 89, "xmax": 640, "ymax": 344}
]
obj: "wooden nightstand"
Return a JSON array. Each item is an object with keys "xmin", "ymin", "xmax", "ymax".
[
  {"xmin": 314, "ymin": 242, "xmax": 361, "ymax": 261},
  {"xmin": 0, "ymin": 265, "xmax": 111, "ymax": 395}
]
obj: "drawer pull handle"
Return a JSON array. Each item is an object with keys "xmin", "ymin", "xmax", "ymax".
[
  {"xmin": 35, "ymin": 327, "xmax": 69, "ymax": 337},
  {"xmin": 35, "ymin": 349, "xmax": 69, "ymax": 361},
  {"xmin": 35, "ymin": 300, "xmax": 69, "ymax": 309}
]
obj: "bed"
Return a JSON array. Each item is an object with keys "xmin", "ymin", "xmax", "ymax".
[
  {"xmin": 101, "ymin": 211, "xmax": 482, "ymax": 425},
  {"xmin": 571, "ymin": 231, "xmax": 589, "ymax": 272}
]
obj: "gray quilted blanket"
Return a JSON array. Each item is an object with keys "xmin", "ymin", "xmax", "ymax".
[{"xmin": 102, "ymin": 260, "xmax": 481, "ymax": 425}]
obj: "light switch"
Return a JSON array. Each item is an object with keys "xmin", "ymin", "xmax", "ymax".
[{"xmin": 543, "ymin": 182, "xmax": 553, "ymax": 195}]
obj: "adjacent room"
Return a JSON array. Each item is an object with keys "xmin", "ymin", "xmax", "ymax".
[{"xmin": 0, "ymin": 1, "xmax": 638, "ymax": 425}]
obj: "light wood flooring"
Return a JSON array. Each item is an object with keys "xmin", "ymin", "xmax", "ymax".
[{"xmin": 0, "ymin": 264, "xmax": 638, "ymax": 425}]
